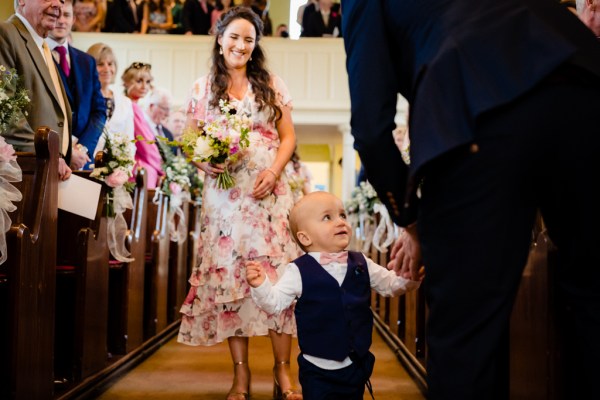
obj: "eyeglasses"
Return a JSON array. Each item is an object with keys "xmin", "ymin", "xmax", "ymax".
[{"xmin": 126, "ymin": 62, "xmax": 151, "ymax": 71}]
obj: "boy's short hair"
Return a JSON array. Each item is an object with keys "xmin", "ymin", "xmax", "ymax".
[{"xmin": 288, "ymin": 201, "xmax": 307, "ymax": 251}]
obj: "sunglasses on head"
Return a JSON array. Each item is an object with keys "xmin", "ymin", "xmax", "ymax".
[{"xmin": 127, "ymin": 62, "xmax": 151, "ymax": 71}]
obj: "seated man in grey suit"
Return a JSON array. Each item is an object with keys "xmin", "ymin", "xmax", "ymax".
[{"xmin": 0, "ymin": 0, "xmax": 72, "ymax": 180}]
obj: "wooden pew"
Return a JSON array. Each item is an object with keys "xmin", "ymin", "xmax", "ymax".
[
  {"xmin": 144, "ymin": 188, "xmax": 170, "ymax": 338},
  {"xmin": 167, "ymin": 199, "xmax": 189, "ymax": 323},
  {"xmin": 107, "ymin": 169, "xmax": 148, "ymax": 356},
  {"xmin": 54, "ymin": 172, "xmax": 109, "ymax": 387},
  {"xmin": 0, "ymin": 128, "xmax": 58, "ymax": 400}
]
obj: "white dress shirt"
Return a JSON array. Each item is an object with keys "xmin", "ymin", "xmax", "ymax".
[{"xmin": 251, "ymin": 252, "xmax": 421, "ymax": 370}]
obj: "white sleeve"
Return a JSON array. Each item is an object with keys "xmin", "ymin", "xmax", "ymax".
[
  {"xmin": 251, "ymin": 262, "xmax": 302, "ymax": 315},
  {"xmin": 365, "ymin": 255, "xmax": 421, "ymax": 297}
]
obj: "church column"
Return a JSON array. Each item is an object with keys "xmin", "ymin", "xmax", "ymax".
[{"xmin": 338, "ymin": 123, "xmax": 356, "ymax": 202}]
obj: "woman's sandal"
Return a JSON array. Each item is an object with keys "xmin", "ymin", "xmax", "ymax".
[
  {"xmin": 273, "ymin": 361, "xmax": 302, "ymax": 400},
  {"xmin": 226, "ymin": 361, "xmax": 250, "ymax": 400}
]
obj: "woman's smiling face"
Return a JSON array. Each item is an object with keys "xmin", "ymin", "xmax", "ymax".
[{"xmin": 218, "ymin": 17, "xmax": 256, "ymax": 70}]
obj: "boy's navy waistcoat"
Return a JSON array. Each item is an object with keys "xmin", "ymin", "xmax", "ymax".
[{"xmin": 294, "ymin": 251, "xmax": 372, "ymax": 361}]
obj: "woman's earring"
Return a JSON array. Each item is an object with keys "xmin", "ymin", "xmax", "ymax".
[
  {"xmin": 219, "ymin": 47, "xmax": 223, "ymax": 55},
  {"xmin": 249, "ymin": 56, "xmax": 252, "ymax": 61}
]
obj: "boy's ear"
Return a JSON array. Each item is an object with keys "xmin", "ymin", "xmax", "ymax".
[{"xmin": 296, "ymin": 230, "xmax": 312, "ymax": 248}]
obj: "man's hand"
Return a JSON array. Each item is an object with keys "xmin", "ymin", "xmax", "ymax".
[
  {"xmin": 58, "ymin": 158, "xmax": 72, "ymax": 181},
  {"xmin": 388, "ymin": 223, "xmax": 423, "ymax": 281},
  {"xmin": 70, "ymin": 146, "xmax": 91, "ymax": 170},
  {"xmin": 246, "ymin": 261, "xmax": 266, "ymax": 288}
]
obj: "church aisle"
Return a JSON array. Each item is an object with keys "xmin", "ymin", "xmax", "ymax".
[{"xmin": 95, "ymin": 329, "xmax": 425, "ymax": 399}]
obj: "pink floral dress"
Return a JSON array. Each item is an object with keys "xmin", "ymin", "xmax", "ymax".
[{"xmin": 178, "ymin": 75, "xmax": 302, "ymax": 346}]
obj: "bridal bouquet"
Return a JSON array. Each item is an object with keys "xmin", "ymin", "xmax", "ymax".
[
  {"xmin": 179, "ymin": 99, "xmax": 251, "ymax": 189},
  {"xmin": 0, "ymin": 65, "xmax": 30, "ymax": 134}
]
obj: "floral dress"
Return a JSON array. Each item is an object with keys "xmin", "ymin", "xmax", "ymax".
[{"xmin": 178, "ymin": 75, "xmax": 302, "ymax": 346}]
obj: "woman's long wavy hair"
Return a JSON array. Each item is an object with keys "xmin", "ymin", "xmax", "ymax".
[{"xmin": 210, "ymin": 6, "xmax": 281, "ymax": 123}]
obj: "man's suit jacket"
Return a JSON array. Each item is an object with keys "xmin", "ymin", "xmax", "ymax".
[
  {"xmin": 301, "ymin": 7, "xmax": 342, "ymax": 37},
  {"xmin": 103, "ymin": 0, "xmax": 137, "ymax": 33},
  {"xmin": 0, "ymin": 15, "xmax": 72, "ymax": 160},
  {"xmin": 343, "ymin": 0, "xmax": 600, "ymax": 226},
  {"xmin": 56, "ymin": 45, "xmax": 106, "ymax": 157},
  {"xmin": 182, "ymin": 0, "xmax": 213, "ymax": 35}
]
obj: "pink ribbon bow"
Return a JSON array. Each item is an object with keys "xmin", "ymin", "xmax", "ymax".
[{"xmin": 320, "ymin": 251, "xmax": 348, "ymax": 265}]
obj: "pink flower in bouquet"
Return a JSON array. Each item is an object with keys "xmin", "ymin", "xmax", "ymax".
[
  {"xmin": 169, "ymin": 182, "xmax": 182, "ymax": 195},
  {"xmin": 0, "ymin": 136, "xmax": 16, "ymax": 162},
  {"xmin": 105, "ymin": 169, "xmax": 129, "ymax": 188}
]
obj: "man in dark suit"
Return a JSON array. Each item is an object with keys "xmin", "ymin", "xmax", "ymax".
[
  {"xmin": 182, "ymin": 0, "xmax": 213, "ymax": 35},
  {"xmin": 0, "ymin": 0, "xmax": 72, "ymax": 180},
  {"xmin": 48, "ymin": 0, "xmax": 106, "ymax": 170},
  {"xmin": 103, "ymin": 0, "xmax": 138, "ymax": 33},
  {"xmin": 343, "ymin": 0, "xmax": 600, "ymax": 398}
]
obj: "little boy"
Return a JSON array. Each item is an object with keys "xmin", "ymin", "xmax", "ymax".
[{"xmin": 246, "ymin": 191, "xmax": 422, "ymax": 400}]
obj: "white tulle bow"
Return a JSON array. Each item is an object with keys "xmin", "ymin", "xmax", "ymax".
[
  {"xmin": 0, "ymin": 160, "xmax": 22, "ymax": 265},
  {"xmin": 107, "ymin": 186, "xmax": 134, "ymax": 262}
]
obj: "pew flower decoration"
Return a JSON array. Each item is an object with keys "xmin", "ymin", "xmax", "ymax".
[
  {"xmin": 0, "ymin": 65, "xmax": 28, "ymax": 266},
  {"xmin": 158, "ymin": 155, "xmax": 203, "ymax": 242},
  {"xmin": 179, "ymin": 99, "xmax": 250, "ymax": 190},
  {"xmin": 90, "ymin": 131, "xmax": 136, "ymax": 262},
  {"xmin": 345, "ymin": 181, "xmax": 394, "ymax": 253},
  {"xmin": 0, "ymin": 65, "xmax": 30, "ymax": 134},
  {"xmin": 0, "ymin": 137, "xmax": 22, "ymax": 265}
]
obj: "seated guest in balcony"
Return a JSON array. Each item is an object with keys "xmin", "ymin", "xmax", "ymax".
[
  {"xmin": 301, "ymin": 0, "xmax": 341, "ymax": 38},
  {"xmin": 104, "ymin": 0, "xmax": 139, "ymax": 33},
  {"xmin": 247, "ymin": 191, "xmax": 422, "ymax": 400},
  {"xmin": 343, "ymin": 0, "xmax": 600, "ymax": 398},
  {"xmin": 210, "ymin": 0, "xmax": 232, "ymax": 34},
  {"xmin": 48, "ymin": 0, "xmax": 106, "ymax": 170},
  {"xmin": 73, "ymin": 0, "xmax": 106, "ymax": 32},
  {"xmin": 169, "ymin": 0, "xmax": 184, "ymax": 34},
  {"xmin": 140, "ymin": 0, "xmax": 174, "ymax": 34},
  {"xmin": 87, "ymin": 42, "xmax": 136, "ymax": 160},
  {"xmin": 122, "ymin": 61, "xmax": 164, "ymax": 188},
  {"xmin": 250, "ymin": 0, "xmax": 272, "ymax": 36},
  {"xmin": 142, "ymin": 87, "xmax": 178, "ymax": 160},
  {"xmin": 0, "ymin": 0, "xmax": 72, "ymax": 181},
  {"xmin": 182, "ymin": 0, "xmax": 213, "ymax": 35}
]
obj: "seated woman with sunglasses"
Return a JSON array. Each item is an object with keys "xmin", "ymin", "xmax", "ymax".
[{"xmin": 122, "ymin": 62, "xmax": 164, "ymax": 188}]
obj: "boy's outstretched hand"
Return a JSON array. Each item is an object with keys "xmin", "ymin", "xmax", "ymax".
[{"xmin": 246, "ymin": 261, "xmax": 266, "ymax": 288}]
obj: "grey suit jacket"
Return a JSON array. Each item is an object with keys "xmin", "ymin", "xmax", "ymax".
[{"xmin": 0, "ymin": 15, "xmax": 72, "ymax": 157}]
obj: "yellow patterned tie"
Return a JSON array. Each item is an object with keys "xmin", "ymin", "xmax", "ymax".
[{"xmin": 42, "ymin": 40, "xmax": 69, "ymax": 157}]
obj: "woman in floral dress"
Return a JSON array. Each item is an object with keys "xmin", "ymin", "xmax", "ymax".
[{"xmin": 178, "ymin": 7, "xmax": 302, "ymax": 400}]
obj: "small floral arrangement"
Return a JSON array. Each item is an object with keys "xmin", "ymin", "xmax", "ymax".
[
  {"xmin": 346, "ymin": 180, "xmax": 381, "ymax": 215},
  {"xmin": 179, "ymin": 99, "xmax": 251, "ymax": 189},
  {"xmin": 0, "ymin": 136, "xmax": 22, "ymax": 265},
  {"xmin": 161, "ymin": 155, "xmax": 202, "ymax": 197},
  {"xmin": 90, "ymin": 131, "xmax": 136, "ymax": 217},
  {"xmin": 0, "ymin": 65, "xmax": 30, "ymax": 134}
]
